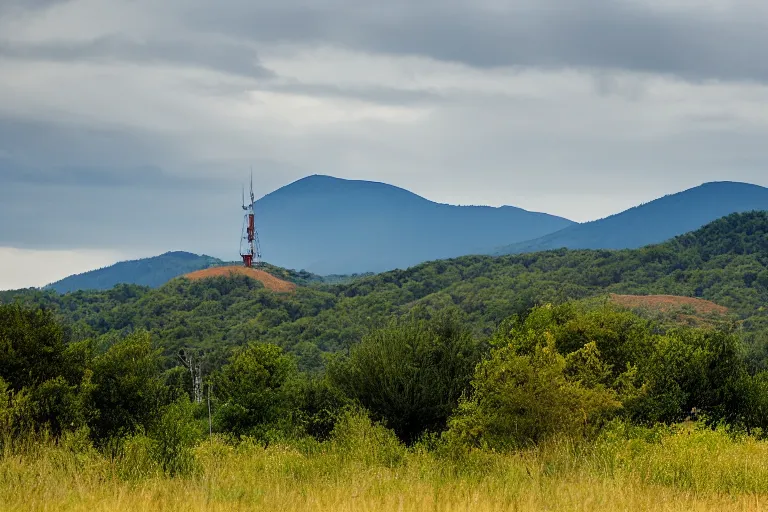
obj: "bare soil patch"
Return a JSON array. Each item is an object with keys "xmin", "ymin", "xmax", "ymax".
[
  {"xmin": 609, "ymin": 294, "xmax": 728, "ymax": 316},
  {"xmin": 182, "ymin": 266, "xmax": 297, "ymax": 293}
]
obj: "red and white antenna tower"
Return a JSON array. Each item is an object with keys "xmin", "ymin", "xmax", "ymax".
[{"xmin": 240, "ymin": 171, "xmax": 262, "ymax": 268}]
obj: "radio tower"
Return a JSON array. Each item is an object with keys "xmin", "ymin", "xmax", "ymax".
[{"xmin": 240, "ymin": 172, "xmax": 262, "ymax": 267}]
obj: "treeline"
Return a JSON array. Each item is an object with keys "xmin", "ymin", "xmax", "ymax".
[
  {"xmin": 3, "ymin": 300, "xmax": 768, "ymax": 476},
  {"xmin": 2, "ymin": 212, "xmax": 766, "ymax": 374}
]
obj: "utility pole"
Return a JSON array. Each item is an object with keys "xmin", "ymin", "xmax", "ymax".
[
  {"xmin": 178, "ymin": 349, "xmax": 204, "ymax": 404},
  {"xmin": 207, "ymin": 383, "xmax": 213, "ymax": 438}
]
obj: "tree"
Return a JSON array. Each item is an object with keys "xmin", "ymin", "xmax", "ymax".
[
  {"xmin": 0, "ymin": 304, "xmax": 68, "ymax": 391},
  {"xmin": 88, "ymin": 331, "xmax": 166, "ymax": 442},
  {"xmin": 212, "ymin": 343, "xmax": 298, "ymax": 438},
  {"xmin": 328, "ymin": 312, "xmax": 480, "ymax": 444}
]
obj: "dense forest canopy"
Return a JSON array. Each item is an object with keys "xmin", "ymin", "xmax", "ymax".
[{"xmin": 2, "ymin": 211, "xmax": 766, "ymax": 371}]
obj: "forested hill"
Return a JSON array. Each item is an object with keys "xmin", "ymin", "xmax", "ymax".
[
  {"xmin": 3, "ymin": 212, "xmax": 766, "ymax": 371},
  {"xmin": 253, "ymin": 174, "xmax": 574, "ymax": 274},
  {"xmin": 45, "ymin": 251, "xmax": 223, "ymax": 293},
  {"xmin": 497, "ymin": 181, "xmax": 768, "ymax": 254}
]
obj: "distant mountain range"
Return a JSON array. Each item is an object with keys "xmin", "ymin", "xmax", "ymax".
[
  {"xmin": 46, "ymin": 252, "xmax": 222, "ymax": 293},
  {"xmin": 253, "ymin": 175, "xmax": 575, "ymax": 274},
  {"xmin": 495, "ymin": 181, "xmax": 768, "ymax": 255},
  {"xmin": 41, "ymin": 178, "xmax": 768, "ymax": 293}
]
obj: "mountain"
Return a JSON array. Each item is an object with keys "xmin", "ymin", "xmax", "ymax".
[
  {"xmin": 46, "ymin": 251, "xmax": 223, "ymax": 293},
  {"xmin": 495, "ymin": 181, "xmax": 768, "ymax": 255},
  {"xmin": 253, "ymin": 175, "xmax": 574, "ymax": 274}
]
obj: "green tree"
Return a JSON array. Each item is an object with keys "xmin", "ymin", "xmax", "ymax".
[
  {"xmin": 0, "ymin": 304, "xmax": 68, "ymax": 391},
  {"xmin": 88, "ymin": 331, "xmax": 166, "ymax": 442},
  {"xmin": 329, "ymin": 312, "xmax": 480, "ymax": 444},
  {"xmin": 211, "ymin": 342, "xmax": 298, "ymax": 438}
]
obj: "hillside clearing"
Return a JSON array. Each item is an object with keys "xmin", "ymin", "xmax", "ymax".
[
  {"xmin": 610, "ymin": 294, "xmax": 728, "ymax": 315},
  {"xmin": 181, "ymin": 266, "xmax": 297, "ymax": 293}
]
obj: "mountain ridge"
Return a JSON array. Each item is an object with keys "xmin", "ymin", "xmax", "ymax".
[
  {"xmin": 36, "ymin": 178, "xmax": 768, "ymax": 293},
  {"xmin": 45, "ymin": 251, "xmax": 223, "ymax": 293},
  {"xmin": 495, "ymin": 181, "xmax": 768, "ymax": 255},
  {"xmin": 253, "ymin": 174, "xmax": 575, "ymax": 274}
]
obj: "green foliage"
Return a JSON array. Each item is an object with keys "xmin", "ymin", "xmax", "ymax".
[
  {"xmin": 88, "ymin": 331, "xmax": 166, "ymax": 443},
  {"xmin": 31, "ymin": 376, "xmax": 86, "ymax": 436},
  {"xmin": 150, "ymin": 395, "xmax": 201, "ymax": 476},
  {"xmin": 293, "ymin": 376, "xmax": 352, "ymax": 441},
  {"xmin": 211, "ymin": 343, "xmax": 298, "ymax": 438},
  {"xmin": 446, "ymin": 332, "xmax": 620, "ymax": 451},
  {"xmin": 625, "ymin": 328, "xmax": 745, "ymax": 424},
  {"xmin": 733, "ymin": 371, "xmax": 768, "ymax": 435},
  {"xmin": 0, "ymin": 304, "xmax": 68, "ymax": 391},
  {"xmin": 329, "ymin": 409, "xmax": 406, "ymax": 468},
  {"xmin": 328, "ymin": 311, "xmax": 480, "ymax": 444},
  {"xmin": 482, "ymin": 303, "xmax": 752, "ymax": 429},
  {"xmin": 5, "ymin": 212, "xmax": 767, "ymax": 372},
  {"xmin": 0, "ymin": 377, "xmax": 34, "ymax": 451}
]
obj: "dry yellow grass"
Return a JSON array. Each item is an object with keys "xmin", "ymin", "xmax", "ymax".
[{"xmin": 2, "ymin": 424, "xmax": 768, "ymax": 512}]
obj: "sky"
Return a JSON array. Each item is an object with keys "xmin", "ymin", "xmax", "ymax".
[{"xmin": 1, "ymin": 0, "xmax": 768, "ymax": 289}]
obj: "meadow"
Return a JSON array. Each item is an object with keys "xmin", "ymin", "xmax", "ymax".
[{"xmin": 3, "ymin": 416, "xmax": 768, "ymax": 512}]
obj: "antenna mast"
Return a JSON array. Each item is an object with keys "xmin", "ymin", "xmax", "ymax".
[{"xmin": 239, "ymin": 170, "xmax": 262, "ymax": 268}]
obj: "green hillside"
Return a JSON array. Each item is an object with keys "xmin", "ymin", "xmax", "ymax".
[{"xmin": 3, "ymin": 212, "xmax": 766, "ymax": 370}]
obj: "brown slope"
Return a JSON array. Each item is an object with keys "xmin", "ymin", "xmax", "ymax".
[
  {"xmin": 609, "ymin": 294, "xmax": 728, "ymax": 315},
  {"xmin": 609, "ymin": 294, "xmax": 730, "ymax": 328},
  {"xmin": 182, "ymin": 266, "xmax": 297, "ymax": 293}
]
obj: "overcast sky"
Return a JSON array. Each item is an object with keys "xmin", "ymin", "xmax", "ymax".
[{"xmin": 2, "ymin": 0, "xmax": 768, "ymax": 289}]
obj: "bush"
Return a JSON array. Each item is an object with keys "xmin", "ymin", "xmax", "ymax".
[
  {"xmin": 294, "ymin": 377, "xmax": 351, "ymax": 441},
  {"xmin": 330, "ymin": 409, "xmax": 406, "ymax": 468},
  {"xmin": 113, "ymin": 433, "xmax": 161, "ymax": 480},
  {"xmin": 150, "ymin": 395, "xmax": 202, "ymax": 476},
  {"xmin": 0, "ymin": 377, "xmax": 34, "ymax": 452},
  {"xmin": 328, "ymin": 312, "xmax": 480, "ymax": 444},
  {"xmin": 0, "ymin": 304, "xmax": 68, "ymax": 391},
  {"xmin": 445, "ymin": 333, "xmax": 620, "ymax": 451}
]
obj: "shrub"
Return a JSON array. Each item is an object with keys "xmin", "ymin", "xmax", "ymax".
[
  {"xmin": 445, "ymin": 333, "xmax": 620, "ymax": 451},
  {"xmin": 328, "ymin": 312, "xmax": 480, "ymax": 444},
  {"xmin": 330, "ymin": 409, "xmax": 406, "ymax": 468},
  {"xmin": 150, "ymin": 395, "xmax": 202, "ymax": 477},
  {"xmin": 294, "ymin": 377, "xmax": 351, "ymax": 441}
]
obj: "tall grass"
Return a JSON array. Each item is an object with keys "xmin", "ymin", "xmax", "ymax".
[{"xmin": 2, "ymin": 416, "xmax": 768, "ymax": 511}]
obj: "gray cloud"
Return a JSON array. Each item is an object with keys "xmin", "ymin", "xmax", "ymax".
[
  {"xmin": 0, "ymin": 0, "xmax": 72, "ymax": 14},
  {"xmin": 176, "ymin": 0, "xmax": 768, "ymax": 83},
  {"xmin": 0, "ymin": 35, "xmax": 273, "ymax": 78}
]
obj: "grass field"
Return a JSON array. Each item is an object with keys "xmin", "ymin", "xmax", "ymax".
[{"xmin": 3, "ymin": 418, "xmax": 768, "ymax": 512}]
